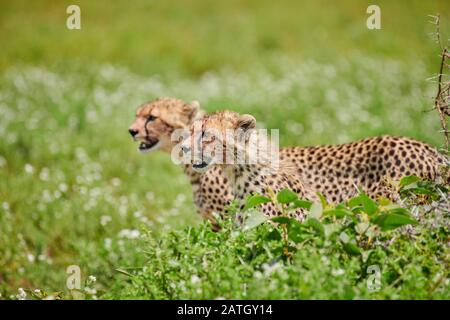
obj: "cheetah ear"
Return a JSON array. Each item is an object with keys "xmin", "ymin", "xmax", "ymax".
[
  {"xmin": 190, "ymin": 100, "xmax": 200, "ymax": 110},
  {"xmin": 236, "ymin": 114, "xmax": 256, "ymax": 131},
  {"xmin": 182, "ymin": 101, "xmax": 200, "ymax": 119}
]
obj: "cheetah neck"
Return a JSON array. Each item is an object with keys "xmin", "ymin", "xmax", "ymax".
[
  {"xmin": 222, "ymin": 160, "xmax": 297, "ymax": 203},
  {"xmin": 222, "ymin": 130, "xmax": 298, "ymax": 201},
  {"xmin": 183, "ymin": 164, "xmax": 202, "ymax": 186}
]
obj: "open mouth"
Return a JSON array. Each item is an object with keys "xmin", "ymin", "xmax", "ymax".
[
  {"xmin": 138, "ymin": 140, "xmax": 158, "ymax": 152},
  {"xmin": 192, "ymin": 161, "xmax": 209, "ymax": 170}
]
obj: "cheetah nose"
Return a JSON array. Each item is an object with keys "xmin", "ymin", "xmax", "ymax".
[{"xmin": 128, "ymin": 129, "xmax": 138, "ymax": 137}]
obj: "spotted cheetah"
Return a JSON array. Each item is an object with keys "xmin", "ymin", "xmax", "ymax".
[
  {"xmin": 284, "ymin": 135, "xmax": 448, "ymax": 203},
  {"xmin": 128, "ymin": 98, "xmax": 232, "ymax": 225},
  {"xmin": 129, "ymin": 98, "xmax": 448, "ymax": 224},
  {"xmin": 180, "ymin": 110, "xmax": 316, "ymax": 219}
]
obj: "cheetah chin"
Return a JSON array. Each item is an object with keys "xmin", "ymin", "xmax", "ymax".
[{"xmin": 138, "ymin": 140, "xmax": 160, "ymax": 153}]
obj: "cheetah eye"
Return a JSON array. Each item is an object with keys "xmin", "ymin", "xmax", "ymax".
[
  {"xmin": 202, "ymin": 131, "xmax": 215, "ymax": 141},
  {"xmin": 147, "ymin": 115, "xmax": 157, "ymax": 122}
]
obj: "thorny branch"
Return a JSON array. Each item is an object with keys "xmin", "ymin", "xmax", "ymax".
[{"xmin": 429, "ymin": 15, "xmax": 450, "ymax": 151}]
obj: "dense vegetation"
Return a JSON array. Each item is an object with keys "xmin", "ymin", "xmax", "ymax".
[{"xmin": 105, "ymin": 179, "xmax": 449, "ymax": 299}]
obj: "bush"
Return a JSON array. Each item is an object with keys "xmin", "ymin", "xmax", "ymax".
[{"xmin": 108, "ymin": 176, "xmax": 450, "ymax": 300}]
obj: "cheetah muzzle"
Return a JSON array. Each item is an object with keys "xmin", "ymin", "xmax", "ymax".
[{"xmin": 138, "ymin": 137, "xmax": 159, "ymax": 152}]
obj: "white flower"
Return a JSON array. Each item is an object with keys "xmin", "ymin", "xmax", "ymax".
[
  {"xmin": 2, "ymin": 202, "xmax": 10, "ymax": 210},
  {"xmin": 100, "ymin": 215, "xmax": 112, "ymax": 226},
  {"xmin": 27, "ymin": 253, "xmax": 35, "ymax": 263},
  {"xmin": 16, "ymin": 288, "xmax": 27, "ymax": 300},
  {"xmin": 58, "ymin": 183, "xmax": 68, "ymax": 192},
  {"xmin": 118, "ymin": 229, "xmax": 140, "ymax": 239},
  {"xmin": 42, "ymin": 190, "xmax": 52, "ymax": 202},
  {"xmin": 332, "ymin": 269, "xmax": 345, "ymax": 276},
  {"xmin": 84, "ymin": 287, "xmax": 97, "ymax": 295},
  {"xmin": 133, "ymin": 211, "xmax": 142, "ymax": 218},
  {"xmin": 129, "ymin": 229, "xmax": 140, "ymax": 239},
  {"xmin": 175, "ymin": 193, "xmax": 186, "ymax": 203},
  {"xmin": 262, "ymin": 262, "xmax": 282, "ymax": 276},
  {"xmin": 24, "ymin": 164, "xmax": 34, "ymax": 174},
  {"xmin": 190, "ymin": 275, "xmax": 201, "ymax": 284},
  {"xmin": 39, "ymin": 168, "xmax": 50, "ymax": 181},
  {"xmin": 88, "ymin": 275, "xmax": 97, "ymax": 283},
  {"xmin": 104, "ymin": 238, "xmax": 112, "ymax": 250},
  {"xmin": 111, "ymin": 178, "xmax": 121, "ymax": 187},
  {"xmin": 0, "ymin": 156, "xmax": 6, "ymax": 168},
  {"xmin": 140, "ymin": 216, "xmax": 151, "ymax": 225}
]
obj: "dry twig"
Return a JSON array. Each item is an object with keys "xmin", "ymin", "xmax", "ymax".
[{"xmin": 430, "ymin": 15, "xmax": 450, "ymax": 151}]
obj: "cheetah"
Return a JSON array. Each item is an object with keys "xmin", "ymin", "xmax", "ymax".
[
  {"xmin": 284, "ymin": 135, "xmax": 448, "ymax": 203},
  {"xmin": 129, "ymin": 98, "xmax": 448, "ymax": 224},
  {"xmin": 180, "ymin": 110, "xmax": 316, "ymax": 219},
  {"xmin": 128, "ymin": 97, "xmax": 233, "ymax": 226}
]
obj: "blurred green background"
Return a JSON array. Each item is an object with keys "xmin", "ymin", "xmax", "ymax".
[
  {"xmin": 1, "ymin": 0, "xmax": 449, "ymax": 75},
  {"xmin": 0, "ymin": 0, "xmax": 449, "ymax": 298}
]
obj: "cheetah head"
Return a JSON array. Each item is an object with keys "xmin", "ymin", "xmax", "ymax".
[
  {"xmin": 180, "ymin": 111, "xmax": 257, "ymax": 172},
  {"xmin": 129, "ymin": 97, "xmax": 201, "ymax": 153}
]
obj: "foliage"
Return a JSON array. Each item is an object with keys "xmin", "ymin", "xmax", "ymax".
[{"xmin": 107, "ymin": 178, "xmax": 449, "ymax": 300}]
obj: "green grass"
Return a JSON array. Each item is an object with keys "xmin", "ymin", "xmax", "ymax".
[
  {"xmin": 0, "ymin": 1, "xmax": 449, "ymax": 299},
  {"xmin": 1, "ymin": 0, "xmax": 449, "ymax": 75}
]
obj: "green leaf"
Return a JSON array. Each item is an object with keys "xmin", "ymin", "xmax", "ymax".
[
  {"xmin": 290, "ymin": 199, "xmax": 313, "ymax": 210},
  {"xmin": 243, "ymin": 194, "xmax": 271, "ymax": 211},
  {"xmin": 317, "ymin": 192, "xmax": 328, "ymax": 208},
  {"xmin": 373, "ymin": 213, "xmax": 418, "ymax": 231},
  {"xmin": 306, "ymin": 218, "xmax": 324, "ymax": 236},
  {"xmin": 342, "ymin": 242, "xmax": 361, "ymax": 256},
  {"xmin": 287, "ymin": 220, "xmax": 306, "ymax": 243},
  {"xmin": 265, "ymin": 228, "xmax": 282, "ymax": 241},
  {"xmin": 348, "ymin": 192, "xmax": 378, "ymax": 215},
  {"xmin": 115, "ymin": 268, "xmax": 134, "ymax": 277},
  {"xmin": 271, "ymin": 216, "xmax": 292, "ymax": 224},
  {"xmin": 323, "ymin": 209, "xmax": 351, "ymax": 218},
  {"xmin": 385, "ymin": 207, "xmax": 411, "ymax": 216},
  {"xmin": 360, "ymin": 194, "xmax": 378, "ymax": 215},
  {"xmin": 276, "ymin": 188, "xmax": 298, "ymax": 204},
  {"xmin": 399, "ymin": 175, "xmax": 421, "ymax": 188},
  {"xmin": 242, "ymin": 210, "xmax": 269, "ymax": 231},
  {"xmin": 339, "ymin": 232, "xmax": 361, "ymax": 255},
  {"xmin": 378, "ymin": 197, "xmax": 392, "ymax": 206}
]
